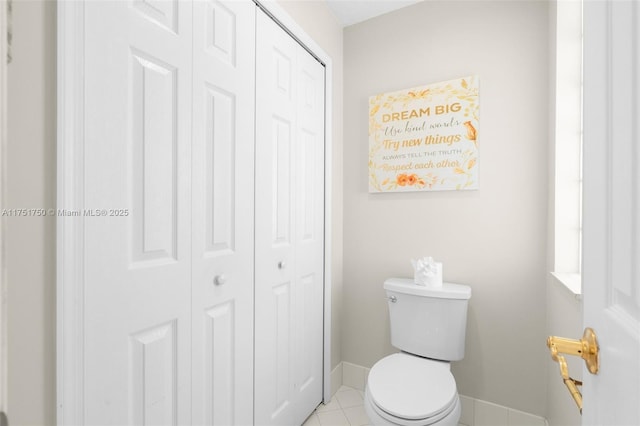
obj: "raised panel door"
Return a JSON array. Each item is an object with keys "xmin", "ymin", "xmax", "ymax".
[
  {"xmin": 582, "ymin": 0, "xmax": 640, "ymax": 423},
  {"xmin": 83, "ymin": 1, "xmax": 193, "ymax": 423},
  {"xmin": 191, "ymin": 1, "xmax": 256, "ymax": 424},
  {"xmin": 254, "ymin": 9, "xmax": 325, "ymax": 426}
]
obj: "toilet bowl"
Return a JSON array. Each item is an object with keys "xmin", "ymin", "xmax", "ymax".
[{"xmin": 364, "ymin": 353, "xmax": 461, "ymax": 426}]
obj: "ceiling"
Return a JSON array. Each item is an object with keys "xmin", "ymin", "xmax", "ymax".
[{"xmin": 325, "ymin": 0, "xmax": 423, "ymax": 27}]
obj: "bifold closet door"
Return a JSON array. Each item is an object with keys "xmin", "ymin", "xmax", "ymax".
[
  {"xmin": 254, "ymin": 9, "xmax": 326, "ymax": 426},
  {"xmin": 191, "ymin": 1, "xmax": 256, "ymax": 424},
  {"xmin": 81, "ymin": 0, "xmax": 256, "ymax": 423},
  {"xmin": 82, "ymin": 1, "xmax": 193, "ymax": 424},
  {"xmin": 70, "ymin": 1, "xmax": 323, "ymax": 424}
]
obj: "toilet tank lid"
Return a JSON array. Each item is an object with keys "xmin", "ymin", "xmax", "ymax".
[{"xmin": 384, "ymin": 278, "xmax": 471, "ymax": 300}]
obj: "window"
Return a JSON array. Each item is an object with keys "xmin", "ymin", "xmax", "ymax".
[{"xmin": 553, "ymin": 0, "xmax": 583, "ymax": 295}]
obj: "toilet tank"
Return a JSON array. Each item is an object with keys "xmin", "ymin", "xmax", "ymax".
[{"xmin": 384, "ymin": 278, "xmax": 471, "ymax": 361}]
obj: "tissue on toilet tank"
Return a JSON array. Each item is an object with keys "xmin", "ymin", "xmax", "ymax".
[{"xmin": 411, "ymin": 257, "xmax": 443, "ymax": 287}]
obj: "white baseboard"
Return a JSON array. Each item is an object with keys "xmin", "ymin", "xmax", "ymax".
[
  {"xmin": 329, "ymin": 362, "xmax": 343, "ymax": 399},
  {"xmin": 342, "ymin": 361, "xmax": 369, "ymax": 391}
]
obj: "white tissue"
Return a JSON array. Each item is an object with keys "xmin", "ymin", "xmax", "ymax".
[{"xmin": 411, "ymin": 257, "xmax": 443, "ymax": 287}]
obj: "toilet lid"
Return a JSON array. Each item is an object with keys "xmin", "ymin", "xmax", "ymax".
[{"xmin": 368, "ymin": 353, "xmax": 458, "ymax": 420}]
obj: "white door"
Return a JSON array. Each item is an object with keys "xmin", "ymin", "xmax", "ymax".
[
  {"xmin": 191, "ymin": 1, "xmax": 256, "ymax": 425},
  {"xmin": 83, "ymin": 1, "xmax": 193, "ymax": 424},
  {"xmin": 254, "ymin": 8, "xmax": 326, "ymax": 426},
  {"xmin": 581, "ymin": 0, "xmax": 640, "ymax": 424}
]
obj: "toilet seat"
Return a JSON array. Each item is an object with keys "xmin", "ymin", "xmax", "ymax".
[
  {"xmin": 367, "ymin": 353, "xmax": 458, "ymax": 425},
  {"xmin": 365, "ymin": 387, "xmax": 459, "ymax": 426}
]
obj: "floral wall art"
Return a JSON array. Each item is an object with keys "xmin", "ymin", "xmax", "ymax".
[{"xmin": 368, "ymin": 76, "xmax": 479, "ymax": 192}]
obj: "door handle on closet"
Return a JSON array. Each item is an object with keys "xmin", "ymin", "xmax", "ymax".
[
  {"xmin": 278, "ymin": 261, "xmax": 286, "ymax": 270},
  {"xmin": 213, "ymin": 274, "xmax": 227, "ymax": 286}
]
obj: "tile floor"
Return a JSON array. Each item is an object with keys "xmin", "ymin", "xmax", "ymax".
[
  {"xmin": 303, "ymin": 386, "xmax": 370, "ymax": 426},
  {"xmin": 302, "ymin": 385, "xmax": 468, "ymax": 426}
]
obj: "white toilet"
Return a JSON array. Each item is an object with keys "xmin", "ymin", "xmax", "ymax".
[{"xmin": 364, "ymin": 278, "xmax": 472, "ymax": 426}]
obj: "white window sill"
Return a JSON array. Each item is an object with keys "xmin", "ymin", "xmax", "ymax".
[{"xmin": 551, "ymin": 272, "xmax": 582, "ymax": 300}]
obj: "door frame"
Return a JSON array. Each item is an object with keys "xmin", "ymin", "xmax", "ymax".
[
  {"xmin": 56, "ymin": 1, "xmax": 334, "ymax": 423},
  {"xmin": 56, "ymin": 1, "xmax": 86, "ymax": 423},
  {"xmin": 0, "ymin": 0, "xmax": 8, "ymax": 417}
]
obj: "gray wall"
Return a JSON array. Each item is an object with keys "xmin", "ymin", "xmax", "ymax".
[
  {"xmin": 7, "ymin": 1, "xmax": 57, "ymax": 424},
  {"xmin": 545, "ymin": 282, "xmax": 582, "ymax": 425},
  {"xmin": 343, "ymin": 0, "xmax": 550, "ymax": 416}
]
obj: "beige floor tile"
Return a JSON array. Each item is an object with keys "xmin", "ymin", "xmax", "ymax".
[
  {"xmin": 302, "ymin": 413, "xmax": 321, "ymax": 426},
  {"xmin": 335, "ymin": 388, "xmax": 364, "ymax": 409},
  {"xmin": 317, "ymin": 409, "xmax": 351, "ymax": 426},
  {"xmin": 343, "ymin": 405, "xmax": 369, "ymax": 426},
  {"xmin": 315, "ymin": 397, "xmax": 342, "ymax": 413}
]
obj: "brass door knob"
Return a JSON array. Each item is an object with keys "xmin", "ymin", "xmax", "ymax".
[
  {"xmin": 547, "ymin": 327, "xmax": 599, "ymax": 414},
  {"xmin": 547, "ymin": 327, "xmax": 599, "ymax": 374}
]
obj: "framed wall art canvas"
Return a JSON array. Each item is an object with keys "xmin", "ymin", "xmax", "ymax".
[{"xmin": 369, "ymin": 76, "xmax": 479, "ymax": 192}]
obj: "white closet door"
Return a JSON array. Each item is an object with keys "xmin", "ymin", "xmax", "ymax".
[
  {"xmin": 83, "ymin": 1, "xmax": 192, "ymax": 424},
  {"xmin": 191, "ymin": 1, "xmax": 255, "ymax": 425},
  {"xmin": 291, "ymin": 35, "xmax": 326, "ymax": 424},
  {"xmin": 254, "ymin": 9, "xmax": 326, "ymax": 426}
]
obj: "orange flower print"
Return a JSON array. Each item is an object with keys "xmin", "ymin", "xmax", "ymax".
[
  {"xmin": 467, "ymin": 158, "xmax": 477, "ymax": 170},
  {"xmin": 396, "ymin": 173, "xmax": 424, "ymax": 188}
]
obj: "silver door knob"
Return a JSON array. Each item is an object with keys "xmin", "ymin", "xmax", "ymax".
[
  {"xmin": 388, "ymin": 296, "xmax": 397, "ymax": 303},
  {"xmin": 278, "ymin": 261, "xmax": 286, "ymax": 269},
  {"xmin": 214, "ymin": 274, "xmax": 227, "ymax": 286}
]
